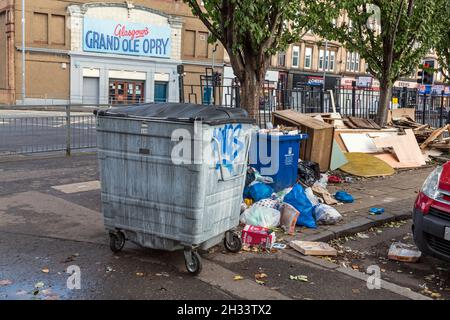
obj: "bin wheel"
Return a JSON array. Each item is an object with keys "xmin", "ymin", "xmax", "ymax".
[
  {"xmin": 109, "ymin": 231, "xmax": 125, "ymax": 253},
  {"xmin": 184, "ymin": 251, "xmax": 202, "ymax": 275},
  {"xmin": 224, "ymin": 231, "xmax": 242, "ymax": 253}
]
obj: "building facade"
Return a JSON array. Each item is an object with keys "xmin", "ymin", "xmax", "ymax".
[{"xmin": 0, "ymin": 0, "xmax": 224, "ymax": 105}]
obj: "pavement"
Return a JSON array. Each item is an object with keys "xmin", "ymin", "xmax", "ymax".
[
  {"xmin": 0, "ymin": 152, "xmax": 445, "ymax": 300},
  {"xmin": 286, "ymin": 167, "xmax": 435, "ymax": 243}
]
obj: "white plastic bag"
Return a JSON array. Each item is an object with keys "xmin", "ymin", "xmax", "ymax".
[
  {"xmin": 240, "ymin": 206, "xmax": 280, "ymax": 228},
  {"xmin": 314, "ymin": 204, "xmax": 342, "ymax": 225},
  {"xmin": 304, "ymin": 187, "xmax": 320, "ymax": 206}
]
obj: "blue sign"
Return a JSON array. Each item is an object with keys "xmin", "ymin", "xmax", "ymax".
[{"xmin": 83, "ymin": 18, "xmax": 171, "ymax": 58}]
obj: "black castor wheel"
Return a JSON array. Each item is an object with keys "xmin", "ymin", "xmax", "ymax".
[
  {"xmin": 109, "ymin": 231, "xmax": 125, "ymax": 253},
  {"xmin": 184, "ymin": 250, "xmax": 202, "ymax": 275},
  {"xmin": 224, "ymin": 231, "xmax": 242, "ymax": 253}
]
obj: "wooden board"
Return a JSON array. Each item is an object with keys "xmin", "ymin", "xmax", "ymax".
[
  {"xmin": 340, "ymin": 133, "xmax": 379, "ymax": 153},
  {"xmin": 340, "ymin": 152, "xmax": 395, "ymax": 177},
  {"xmin": 420, "ymin": 125, "xmax": 450, "ymax": 150},
  {"xmin": 348, "ymin": 117, "xmax": 381, "ymax": 130},
  {"xmin": 374, "ymin": 129, "xmax": 426, "ymax": 166},
  {"xmin": 374, "ymin": 153, "xmax": 423, "ymax": 169},
  {"xmin": 289, "ymin": 241, "xmax": 337, "ymax": 256},
  {"xmin": 387, "ymin": 108, "xmax": 416, "ymax": 123}
]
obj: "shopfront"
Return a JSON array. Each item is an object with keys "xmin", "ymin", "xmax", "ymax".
[{"xmin": 68, "ymin": 3, "xmax": 183, "ymax": 105}]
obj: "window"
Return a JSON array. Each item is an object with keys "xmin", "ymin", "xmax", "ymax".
[
  {"xmin": 304, "ymin": 47, "xmax": 312, "ymax": 69},
  {"xmin": 346, "ymin": 52, "xmax": 360, "ymax": 72},
  {"xmin": 183, "ymin": 30, "xmax": 196, "ymax": 57},
  {"xmin": 33, "ymin": 13, "xmax": 48, "ymax": 44},
  {"xmin": 319, "ymin": 48, "xmax": 336, "ymax": 71},
  {"xmin": 278, "ymin": 51, "xmax": 286, "ymax": 67},
  {"xmin": 292, "ymin": 46, "xmax": 300, "ymax": 68}
]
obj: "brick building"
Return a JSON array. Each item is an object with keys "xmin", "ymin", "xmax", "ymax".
[{"xmin": 0, "ymin": 0, "xmax": 224, "ymax": 105}]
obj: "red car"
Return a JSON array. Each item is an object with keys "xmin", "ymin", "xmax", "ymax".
[{"xmin": 413, "ymin": 162, "xmax": 450, "ymax": 262}]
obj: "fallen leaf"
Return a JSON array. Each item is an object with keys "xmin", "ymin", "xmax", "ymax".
[
  {"xmin": 233, "ymin": 275, "xmax": 244, "ymax": 281},
  {"xmin": 352, "ymin": 289, "xmax": 361, "ymax": 294},
  {"xmin": 0, "ymin": 279, "xmax": 12, "ymax": 286},
  {"xmin": 255, "ymin": 279, "xmax": 265, "ymax": 285},
  {"xmin": 41, "ymin": 268, "xmax": 50, "ymax": 273},
  {"xmin": 255, "ymin": 273, "xmax": 268, "ymax": 280}
]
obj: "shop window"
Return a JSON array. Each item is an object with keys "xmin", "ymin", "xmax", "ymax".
[
  {"xmin": 109, "ymin": 80, "xmax": 145, "ymax": 104},
  {"xmin": 33, "ymin": 12, "xmax": 48, "ymax": 44},
  {"xmin": 51, "ymin": 15, "xmax": 66, "ymax": 45},
  {"xmin": 292, "ymin": 46, "xmax": 300, "ymax": 68}
]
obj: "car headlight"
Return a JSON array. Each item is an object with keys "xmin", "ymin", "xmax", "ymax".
[{"xmin": 421, "ymin": 166, "xmax": 443, "ymax": 200}]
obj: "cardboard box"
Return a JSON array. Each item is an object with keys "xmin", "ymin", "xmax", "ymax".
[{"xmin": 241, "ymin": 225, "xmax": 276, "ymax": 249}]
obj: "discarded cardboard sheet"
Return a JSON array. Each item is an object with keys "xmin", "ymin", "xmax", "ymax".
[
  {"xmin": 373, "ymin": 129, "xmax": 425, "ymax": 167},
  {"xmin": 388, "ymin": 242, "xmax": 421, "ymax": 263},
  {"xmin": 330, "ymin": 139, "xmax": 349, "ymax": 170},
  {"xmin": 290, "ymin": 240, "xmax": 337, "ymax": 256},
  {"xmin": 311, "ymin": 184, "xmax": 338, "ymax": 205}
]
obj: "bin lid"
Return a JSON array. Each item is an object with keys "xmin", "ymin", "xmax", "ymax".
[{"xmin": 95, "ymin": 103, "xmax": 255, "ymax": 125}]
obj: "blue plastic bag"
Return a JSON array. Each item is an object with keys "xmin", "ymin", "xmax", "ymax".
[
  {"xmin": 369, "ymin": 207, "xmax": 385, "ymax": 215},
  {"xmin": 335, "ymin": 191, "xmax": 354, "ymax": 203},
  {"xmin": 248, "ymin": 183, "xmax": 274, "ymax": 202},
  {"xmin": 283, "ymin": 184, "xmax": 317, "ymax": 228}
]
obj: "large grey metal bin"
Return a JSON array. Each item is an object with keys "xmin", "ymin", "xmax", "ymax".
[{"xmin": 95, "ymin": 103, "xmax": 255, "ymax": 274}]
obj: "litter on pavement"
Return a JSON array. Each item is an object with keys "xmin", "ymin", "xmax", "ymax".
[
  {"xmin": 388, "ymin": 242, "xmax": 422, "ymax": 263},
  {"xmin": 290, "ymin": 240, "xmax": 338, "ymax": 256}
]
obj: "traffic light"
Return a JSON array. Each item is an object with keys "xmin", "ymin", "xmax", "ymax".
[
  {"xmin": 213, "ymin": 72, "xmax": 222, "ymax": 86},
  {"xmin": 417, "ymin": 62, "xmax": 434, "ymax": 85}
]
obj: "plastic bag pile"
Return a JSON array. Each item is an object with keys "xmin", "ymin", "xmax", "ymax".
[{"xmin": 241, "ymin": 167, "xmax": 343, "ymax": 230}]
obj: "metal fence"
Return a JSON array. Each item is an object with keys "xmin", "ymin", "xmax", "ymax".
[
  {"xmin": 0, "ymin": 106, "xmax": 98, "ymax": 156},
  {"xmin": 181, "ymin": 82, "xmax": 450, "ymax": 128}
]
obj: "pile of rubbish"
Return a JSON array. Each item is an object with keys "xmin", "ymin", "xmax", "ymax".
[
  {"xmin": 239, "ymin": 163, "xmax": 351, "ymax": 249},
  {"xmin": 272, "ymin": 108, "xmax": 447, "ymax": 179}
]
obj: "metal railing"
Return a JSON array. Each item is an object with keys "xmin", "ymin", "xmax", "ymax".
[{"xmin": 0, "ymin": 105, "xmax": 101, "ymax": 156}]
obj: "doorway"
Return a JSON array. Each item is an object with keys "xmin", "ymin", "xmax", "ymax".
[
  {"xmin": 154, "ymin": 81, "xmax": 168, "ymax": 103},
  {"xmin": 109, "ymin": 80, "xmax": 145, "ymax": 104}
]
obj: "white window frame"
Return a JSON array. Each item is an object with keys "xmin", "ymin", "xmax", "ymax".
[
  {"xmin": 292, "ymin": 46, "xmax": 300, "ymax": 68},
  {"xmin": 319, "ymin": 48, "xmax": 336, "ymax": 72},
  {"xmin": 304, "ymin": 47, "xmax": 312, "ymax": 69},
  {"xmin": 346, "ymin": 52, "xmax": 360, "ymax": 72}
]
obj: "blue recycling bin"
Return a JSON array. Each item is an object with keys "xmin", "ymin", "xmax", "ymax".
[{"xmin": 250, "ymin": 133, "xmax": 308, "ymax": 192}]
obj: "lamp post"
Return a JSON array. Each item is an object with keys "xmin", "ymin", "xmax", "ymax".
[{"xmin": 21, "ymin": 0, "xmax": 26, "ymax": 104}]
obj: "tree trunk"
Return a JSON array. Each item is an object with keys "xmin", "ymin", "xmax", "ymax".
[
  {"xmin": 240, "ymin": 73, "xmax": 262, "ymax": 120},
  {"xmin": 376, "ymin": 79, "xmax": 393, "ymax": 127}
]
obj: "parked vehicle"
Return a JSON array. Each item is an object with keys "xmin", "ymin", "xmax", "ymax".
[{"xmin": 413, "ymin": 162, "xmax": 450, "ymax": 262}]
